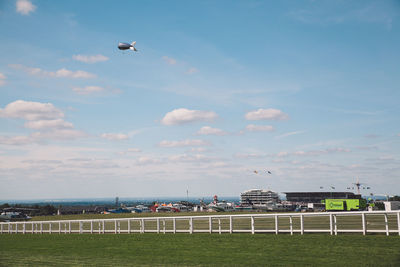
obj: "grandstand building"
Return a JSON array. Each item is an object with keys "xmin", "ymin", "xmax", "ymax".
[
  {"xmin": 284, "ymin": 192, "xmax": 361, "ymax": 203},
  {"xmin": 240, "ymin": 189, "xmax": 279, "ymax": 205}
]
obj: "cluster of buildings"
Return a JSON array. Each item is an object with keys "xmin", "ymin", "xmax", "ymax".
[
  {"xmin": 238, "ymin": 189, "xmax": 365, "ymax": 212},
  {"xmin": 3, "ymin": 188, "xmax": 398, "ymax": 221}
]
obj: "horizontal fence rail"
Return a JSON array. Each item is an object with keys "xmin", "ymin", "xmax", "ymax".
[{"xmin": 1, "ymin": 211, "xmax": 399, "ymax": 236}]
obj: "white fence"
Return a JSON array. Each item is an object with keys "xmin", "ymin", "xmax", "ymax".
[{"xmin": 1, "ymin": 211, "xmax": 400, "ymax": 236}]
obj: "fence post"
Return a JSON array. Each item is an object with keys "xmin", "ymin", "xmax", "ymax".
[
  {"xmin": 157, "ymin": 218, "xmax": 160, "ymax": 234},
  {"xmin": 173, "ymin": 218, "xmax": 176, "ymax": 234},
  {"xmin": 209, "ymin": 217, "xmax": 212, "ymax": 234},
  {"xmin": 102, "ymin": 220, "xmax": 105, "ymax": 234},
  {"xmin": 40, "ymin": 222, "xmax": 43, "ymax": 234},
  {"xmin": 397, "ymin": 212, "xmax": 400, "ymax": 236},
  {"xmin": 98, "ymin": 221, "xmax": 101, "ymax": 234},
  {"xmin": 128, "ymin": 219, "xmax": 131, "ymax": 234},
  {"xmin": 275, "ymin": 215, "xmax": 279, "ymax": 235},
  {"xmin": 229, "ymin": 216, "xmax": 233, "ymax": 234},
  {"xmin": 90, "ymin": 221, "xmax": 93, "ymax": 234},
  {"xmin": 1, "ymin": 223, "xmax": 3, "ymax": 234},
  {"xmin": 384, "ymin": 213, "xmax": 389, "ymax": 236},
  {"xmin": 289, "ymin": 216, "xmax": 293, "ymax": 235},
  {"xmin": 163, "ymin": 219, "xmax": 166, "ymax": 234},
  {"xmin": 15, "ymin": 223, "xmax": 18, "ymax": 234},
  {"xmin": 32, "ymin": 223, "xmax": 34, "ymax": 234},
  {"xmin": 218, "ymin": 218, "xmax": 221, "ymax": 234},
  {"xmin": 23, "ymin": 223, "xmax": 26, "ymax": 234},
  {"xmin": 65, "ymin": 223, "xmax": 67, "ymax": 234},
  {"xmin": 362, "ymin": 213, "xmax": 366, "ymax": 235},
  {"xmin": 300, "ymin": 215, "xmax": 304, "ymax": 235},
  {"xmin": 141, "ymin": 219, "xmax": 144, "ymax": 233},
  {"xmin": 190, "ymin": 217, "xmax": 193, "ymax": 234},
  {"xmin": 80, "ymin": 221, "xmax": 83, "ymax": 234},
  {"xmin": 251, "ymin": 216, "xmax": 255, "ymax": 234},
  {"xmin": 49, "ymin": 223, "xmax": 52, "ymax": 234},
  {"xmin": 114, "ymin": 220, "xmax": 117, "ymax": 234},
  {"xmin": 329, "ymin": 213, "xmax": 333, "ymax": 235},
  {"xmin": 69, "ymin": 221, "xmax": 71, "ymax": 234},
  {"xmin": 334, "ymin": 215, "xmax": 337, "ymax": 235}
]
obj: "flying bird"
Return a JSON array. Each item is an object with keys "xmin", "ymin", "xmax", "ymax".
[{"xmin": 267, "ymin": 170, "xmax": 272, "ymax": 174}]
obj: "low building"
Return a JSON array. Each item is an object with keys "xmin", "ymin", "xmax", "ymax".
[
  {"xmin": 240, "ymin": 189, "xmax": 279, "ymax": 206},
  {"xmin": 284, "ymin": 192, "xmax": 361, "ymax": 203}
]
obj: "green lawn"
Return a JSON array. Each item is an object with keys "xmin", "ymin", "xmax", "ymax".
[{"xmin": 1, "ymin": 234, "xmax": 399, "ymax": 266}]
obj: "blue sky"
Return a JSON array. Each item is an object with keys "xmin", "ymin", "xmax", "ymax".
[{"xmin": 0, "ymin": 0, "xmax": 399, "ymax": 200}]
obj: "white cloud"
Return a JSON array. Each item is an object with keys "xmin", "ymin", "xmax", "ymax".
[
  {"xmin": 245, "ymin": 108, "xmax": 289, "ymax": 121},
  {"xmin": 101, "ymin": 133, "xmax": 129, "ymax": 141},
  {"xmin": 24, "ymin": 119, "xmax": 73, "ymax": 130},
  {"xmin": 168, "ymin": 154, "xmax": 209, "ymax": 163},
  {"xmin": 245, "ymin": 124, "xmax": 275, "ymax": 132},
  {"xmin": 186, "ymin": 67, "xmax": 198, "ymax": 74},
  {"xmin": 0, "ymin": 135, "xmax": 33, "ymax": 145},
  {"xmin": 277, "ymin": 151, "xmax": 289, "ymax": 157},
  {"xmin": 159, "ymin": 139, "xmax": 209, "ymax": 148},
  {"xmin": 162, "ymin": 56, "xmax": 177, "ymax": 65},
  {"xmin": 127, "ymin": 148, "xmax": 141, "ymax": 153},
  {"xmin": 197, "ymin": 126, "xmax": 227, "ymax": 136},
  {"xmin": 72, "ymin": 86, "xmax": 104, "ymax": 95},
  {"xmin": 0, "ymin": 100, "xmax": 86, "ymax": 144},
  {"xmin": 16, "ymin": 0, "xmax": 36, "ymax": 15},
  {"xmin": 209, "ymin": 161, "xmax": 228, "ymax": 168},
  {"xmin": 0, "ymin": 73, "xmax": 5, "ymax": 86},
  {"xmin": 161, "ymin": 108, "xmax": 218, "ymax": 125},
  {"xmin": 9, "ymin": 64, "xmax": 95, "ymax": 79},
  {"xmin": 0, "ymin": 100, "xmax": 64, "ymax": 121},
  {"xmin": 190, "ymin": 147, "xmax": 207, "ymax": 153},
  {"xmin": 234, "ymin": 152, "xmax": 267, "ymax": 159},
  {"xmin": 301, "ymin": 147, "xmax": 350, "ymax": 156},
  {"xmin": 136, "ymin": 156, "xmax": 161, "ymax": 165},
  {"xmin": 275, "ymin": 131, "xmax": 305, "ymax": 139},
  {"xmin": 31, "ymin": 129, "xmax": 86, "ymax": 140},
  {"xmin": 276, "ymin": 147, "xmax": 351, "ymax": 157},
  {"xmin": 0, "ymin": 128, "xmax": 86, "ymax": 145},
  {"xmin": 72, "ymin": 54, "xmax": 109, "ymax": 64},
  {"xmin": 118, "ymin": 148, "xmax": 142, "ymax": 155}
]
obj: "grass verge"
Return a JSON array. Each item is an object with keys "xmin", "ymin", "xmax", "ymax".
[{"xmin": 1, "ymin": 234, "xmax": 399, "ymax": 266}]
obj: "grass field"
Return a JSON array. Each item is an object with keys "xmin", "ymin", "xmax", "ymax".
[{"xmin": 1, "ymin": 234, "xmax": 399, "ymax": 266}]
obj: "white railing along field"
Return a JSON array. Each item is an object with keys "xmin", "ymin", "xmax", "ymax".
[{"xmin": 1, "ymin": 211, "xmax": 400, "ymax": 236}]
